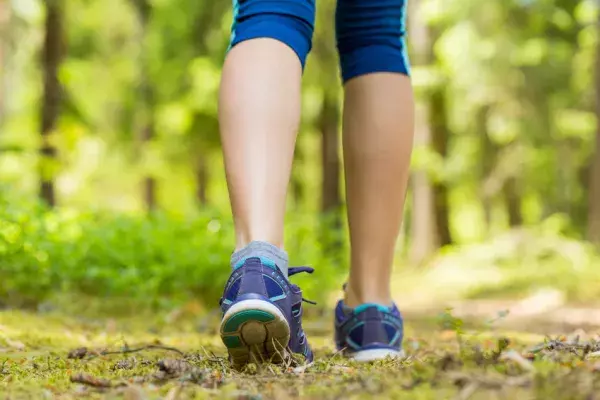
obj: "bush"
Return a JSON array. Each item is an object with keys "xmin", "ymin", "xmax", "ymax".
[{"xmin": 0, "ymin": 193, "xmax": 347, "ymax": 310}]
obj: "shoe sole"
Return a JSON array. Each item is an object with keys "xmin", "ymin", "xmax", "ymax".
[
  {"xmin": 220, "ymin": 299, "xmax": 290, "ymax": 367},
  {"xmin": 350, "ymin": 349, "xmax": 406, "ymax": 362}
]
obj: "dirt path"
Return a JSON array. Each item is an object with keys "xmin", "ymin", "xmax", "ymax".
[{"xmin": 402, "ymin": 290, "xmax": 600, "ymax": 334}]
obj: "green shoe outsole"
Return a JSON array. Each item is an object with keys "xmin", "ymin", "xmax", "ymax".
[{"xmin": 222, "ymin": 309, "xmax": 275, "ymax": 334}]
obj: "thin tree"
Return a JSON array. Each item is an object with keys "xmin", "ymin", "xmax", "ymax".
[
  {"xmin": 40, "ymin": 0, "xmax": 64, "ymax": 207},
  {"xmin": 587, "ymin": 9, "xmax": 600, "ymax": 245},
  {"xmin": 190, "ymin": 2, "xmax": 227, "ymax": 207},
  {"xmin": 131, "ymin": 0, "xmax": 156, "ymax": 210},
  {"xmin": 429, "ymin": 78, "xmax": 452, "ymax": 246},
  {"xmin": 320, "ymin": 92, "xmax": 341, "ymax": 215}
]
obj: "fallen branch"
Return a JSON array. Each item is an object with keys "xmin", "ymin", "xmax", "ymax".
[
  {"xmin": 68, "ymin": 344, "xmax": 185, "ymax": 360},
  {"xmin": 100, "ymin": 344, "xmax": 185, "ymax": 357}
]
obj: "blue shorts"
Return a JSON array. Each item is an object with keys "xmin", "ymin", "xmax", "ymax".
[{"xmin": 229, "ymin": 0, "xmax": 410, "ymax": 83}]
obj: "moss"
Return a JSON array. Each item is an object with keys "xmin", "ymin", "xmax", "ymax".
[{"xmin": 1, "ymin": 310, "xmax": 599, "ymax": 399}]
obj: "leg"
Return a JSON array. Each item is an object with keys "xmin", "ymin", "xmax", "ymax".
[
  {"xmin": 218, "ymin": 0, "xmax": 316, "ymax": 367},
  {"xmin": 220, "ymin": 0, "xmax": 315, "ymax": 254},
  {"xmin": 338, "ymin": 0, "xmax": 413, "ymax": 307},
  {"xmin": 343, "ymin": 74, "xmax": 414, "ymax": 307},
  {"xmin": 334, "ymin": 0, "xmax": 413, "ymax": 361}
]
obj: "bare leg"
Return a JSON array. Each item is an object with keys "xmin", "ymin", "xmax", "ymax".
[
  {"xmin": 343, "ymin": 73, "xmax": 414, "ymax": 307},
  {"xmin": 219, "ymin": 39, "xmax": 302, "ymax": 249}
]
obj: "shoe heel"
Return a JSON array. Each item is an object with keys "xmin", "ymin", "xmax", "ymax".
[{"xmin": 220, "ymin": 299, "xmax": 290, "ymax": 367}]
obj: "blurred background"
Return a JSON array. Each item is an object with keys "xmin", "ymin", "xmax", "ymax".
[{"xmin": 1, "ymin": 0, "xmax": 600, "ymax": 323}]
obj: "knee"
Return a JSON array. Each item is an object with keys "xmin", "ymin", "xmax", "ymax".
[
  {"xmin": 336, "ymin": 0, "xmax": 410, "ymax": 83},
  {"xmin": 229, "ymin": 0, "xmax": 316, "ymax": 68}
]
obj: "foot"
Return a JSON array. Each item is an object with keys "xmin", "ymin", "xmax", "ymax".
[
  {"xmin": 219, "ymin": 257, "xmax": 313, "ymax": 367},
  {"xmin": 334, "ymin": 301, "xmax": 405, "ymax": 362}
]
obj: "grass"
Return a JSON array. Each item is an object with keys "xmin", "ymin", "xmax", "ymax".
[{"xmin": 2, "ymin": 310, "xmax": 600, "ymax": 399}]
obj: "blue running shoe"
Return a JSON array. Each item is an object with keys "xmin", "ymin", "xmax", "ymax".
[
  {"xmin": 219, "ymin": 257, "xmax": 314, "ymax": 367},
  {"xmin": 334, "ymin": 300, "xmax": 405, "ymax": 362}
]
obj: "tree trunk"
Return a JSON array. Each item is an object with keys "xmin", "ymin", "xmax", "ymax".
[
  {"xmin": 40, "ymin": 0, "xmax": 64, "ymax": 207},
  {"xmin": 588, "ymin": 12, "xmax": 600, "ymax": 245},
  {"xmin": 320, "ymin": 93, "xmax": 341, "ymax": 214},
  {"xmin": 319, "ymin": 92, "xmax": 342, "ymax": 252},
  {"xmin": 196, "ymin": 150, "xmax": 208, "ymax": 206},
  {"xmin": 141, "ymin": 125, "xmax": 156, "ymax": 209},
  {"xmin": 589, "ymin": 135, "xmax": 600, "ymax": 244},
  {"xmin": 132, "ymin": 0, "xmax": 156, "ymax": 210},
  {"xmin": 503, "ymin": 177, "xmax": 523, "ymax": 227},
  {"xmin": 429, "ymin": 88, "xmax": 452, "ymax": 246},
  {"xmin": 478, "ymin": 106, "xmax": 495, "ymax": 232},
  {"xmin": 409, "ymin": 1, "xmax": 438, "ymax": 263}
]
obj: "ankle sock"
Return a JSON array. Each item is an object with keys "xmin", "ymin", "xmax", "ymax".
[{"xmin": 230, "ymin": 241, "xmax": 289, "ymax": 277}]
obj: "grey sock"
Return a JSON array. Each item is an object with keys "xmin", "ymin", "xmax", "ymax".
[{"xmin": 230, "ymin": 241, "xmax": 289, "ymax": 277}]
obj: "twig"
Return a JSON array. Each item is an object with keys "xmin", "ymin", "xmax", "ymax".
[
  {"xmin": 70, "ymin": 373, "xmax": 115, "ymax": 388},
  {"xmin": 328, "ymin": 346, "xmax": 347, "ymax": 360},
  {"xmin": 499, "ymin": 350, "xmax": 535, "ymax": 372}
]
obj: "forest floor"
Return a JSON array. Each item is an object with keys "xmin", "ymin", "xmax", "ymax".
[{"xmin": 2, "ymin": 308, "xmax": 600, "ymax": 399}]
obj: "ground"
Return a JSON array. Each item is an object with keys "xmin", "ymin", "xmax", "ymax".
[{"xmin": 2, "ymin": 309, "xmax": 600, "ymax": 399}]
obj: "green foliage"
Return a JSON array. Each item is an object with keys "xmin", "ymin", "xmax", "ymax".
[
  {"xmin": 431, "ymin": 216, "xmax": 600, "ymax": 302},
  {"xmin": 0, "ymin": 191, "xmax": 346, "ymax": 310},
  {"xmin": 3, "ymin": 0, "xmax": 599, "ymax": 237},
  {"xmin": 2, "ymin": 0, "xmax": 600, "ymax": 309}
]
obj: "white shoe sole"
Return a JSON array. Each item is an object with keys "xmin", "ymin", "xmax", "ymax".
[
  {"xmin": 350, "ymin": 348, "xmax": 406, "ymax": 362},
  {"xmin": 220, "ymin": 299, "xmax": 290, "ymax": 367}
]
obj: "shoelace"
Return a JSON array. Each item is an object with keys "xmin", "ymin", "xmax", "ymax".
[
  {"xmin": 288, "ymin": 266, "xmax": 314, "ymax": 276},
  {"xmin": 289, "ymin": 266, "xmax": 317, "ymax": 305}
]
